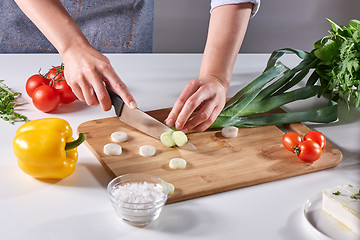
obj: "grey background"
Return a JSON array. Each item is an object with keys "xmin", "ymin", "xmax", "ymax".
[{"xmin": 153, "ymin": 0, "xmax": 360, "ymax": 53}]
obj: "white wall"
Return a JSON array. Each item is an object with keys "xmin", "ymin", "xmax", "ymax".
[{"xmin": 153, "ymin": 0, "xmax": 360, "ymax": 53}]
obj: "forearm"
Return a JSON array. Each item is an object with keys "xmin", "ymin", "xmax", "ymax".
[
  {"xmin": 14, "ymin": 0, "xmax": 88, "ymax": 54},
  {"xmin": 200, "ymin": 3, "xmax": 252, "ymax": 88}
]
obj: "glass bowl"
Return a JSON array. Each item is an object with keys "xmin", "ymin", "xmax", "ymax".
[{"xmin": 107, "ymin": 173, "xmax": 169, "ymax": 227}]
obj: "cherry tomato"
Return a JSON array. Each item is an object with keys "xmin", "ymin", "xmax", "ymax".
[
  {"xmin": 282, "ymin": 132, "xmax": 302, "ymax": 152},
  {"xmin": 25, "ymin": 74, "xmax": 50, "ymax": 98},
  {"xmin": 46, "ymin": 65, "xmax": 64, "ymax": 81},
  {"xmin": 304, "ymin": 131, "xmax": 326, "ymax": 150},
  {"xmin": 54, "ymin": 80, "xmax": 77, "ymax": 103},
  {"xmin": 296, "ymin": 140, "xmax": 322, "ymax": 162},
  {"xmin": 32, "ymin": 85, "xmax": 60, "ymax": 112}
]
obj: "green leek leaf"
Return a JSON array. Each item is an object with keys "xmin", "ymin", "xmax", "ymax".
[
  {"xmin": 264, "ymin": 48, "xmax": 309, "ymax": 72},
  {"xmin": 223, "ymin": 62, "xmax": 288, "ymax": 112},
  {"xmin": 233, "ymin": 86, "xmax": 321, "ymax": 117},
  {"xmin": 210, "ymin": 101, "xmax": 337, "ymax": 129}
]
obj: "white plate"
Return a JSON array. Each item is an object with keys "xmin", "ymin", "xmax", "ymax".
[{"xmin": 302, "ymin": 192, "xmax": 359, "ymax": 240}]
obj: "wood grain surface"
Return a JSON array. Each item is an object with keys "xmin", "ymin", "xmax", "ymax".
[{"xmin": 77, "ymin": 108, "xmax": 342, "ymax": 204}]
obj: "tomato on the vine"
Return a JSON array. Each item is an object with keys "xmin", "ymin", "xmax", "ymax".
[
  {"xmin": 25, "ymin": 74, "xmax": 50, "ymax": 98},
  {"xmin": 46, "ymin": 65, "xmax": 64, "ymax": 81},
  {"xmin": 32, "ymin": 85, "xmax": 60, "ymax": 112},
  {"xmin": 27, "ymin": 63, "xmax": 78, "ymax": 112},
  {"xmin": 296, "ymin": 140, "xmax": 322, "ymax": 162},
  {"xmin": 54, "ymin": 80, "xmax": 77, "ymax": 103},
  {"xmin": 282, "ymin": 132, "xmax": 302, "ymax": 152},
  {"xmin": 304, "ymin": 131, "xmax": 326, "ymax": 150}
]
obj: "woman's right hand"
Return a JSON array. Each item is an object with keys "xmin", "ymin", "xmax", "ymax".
[
  {"xmin": 14, "ymin": 0, "xmax": 136, "ymax": 111},
  {"xmin": 61, "ymin": 42, "xmax": 137, "ymax": 111}
]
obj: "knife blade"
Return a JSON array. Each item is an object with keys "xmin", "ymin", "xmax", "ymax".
[{"xmin": 106, "ymin": 87, "xmax": 197, "ymax": 150}]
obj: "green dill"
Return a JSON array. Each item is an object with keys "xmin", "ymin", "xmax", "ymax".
[
  {"xmin": 0, "ymin": 80, "xmax": 28, "ymax": 124},
  {"xmin": 332, "ymin": 191, "xmax": 341, "ymax": 195}
]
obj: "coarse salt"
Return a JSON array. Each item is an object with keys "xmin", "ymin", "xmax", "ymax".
[{"xmin": 112, "ymin": 182, "xmax": 165, "ymax": 204}]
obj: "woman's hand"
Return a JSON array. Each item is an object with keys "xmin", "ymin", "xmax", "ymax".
[
  {"xmin": 61, "ymin": 42, "xmax": 137, "ymax": 111},
  {"xmin": 165, "ymin": 75, "xmax": 227, "ymax": 132},
  {"xmin": 166, "ymin": 3, "xmax": 252, "ymax": 132},
  {"xmin": 14, "ymin": 0, "xmax": 137, "ymax": 111}
]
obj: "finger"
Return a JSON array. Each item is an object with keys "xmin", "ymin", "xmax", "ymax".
[
  {"xmin": 174, "ymin": 85, "xmax": 212, "ymax": 130},
  {"xmin": 101, "ymin": 65, "xmax": 137, "ymax": 109},
  {"xmin": 69, "ymin": 83, "xmax": 85, "ymax": 102},
  {"xmin": 182, "ymin": 99, "xmax": 217, "ymax": 132},
  {"xmin": 165, "ymin": 79, "xmax": 201, "ymax": 127},
  {"xmin": 92, "ymin": 79, "xmax": 112, "ymax": 111},
  {"xmin": 107, "ymin": 80, "xmax": 137, "ymax": 109},
  {"xmin": 191, "ymin": 106, "xmax": 221, "ymax": 132},
  {"xmin": 64, "ymin": 72, "xmax": 85, "ymax": 102},
  {"xmin": 82, "ymin": 85, "xmax": 99, "ymax": 106},
  {"xmin": 78, "ymin": 73, "xmax": 99, "ymax": 106}
]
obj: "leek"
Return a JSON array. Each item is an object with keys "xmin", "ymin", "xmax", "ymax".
[
  {"xmin": 210, "ymin": 19, "xmax": 360, "ymax": 129},
  {"xmin": 209, "ymin": 48, "xmax": 337, "ymax": 129}
]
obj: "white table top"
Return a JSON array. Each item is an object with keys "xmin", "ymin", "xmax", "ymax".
[{"xmin": 0, "ymin": 53, "xmax": 359, "ymax": 240}]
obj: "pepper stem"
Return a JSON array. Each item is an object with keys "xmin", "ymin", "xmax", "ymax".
[{"xmin": 65, "ymin": 133, "xmax": 86, "ymax": 151}]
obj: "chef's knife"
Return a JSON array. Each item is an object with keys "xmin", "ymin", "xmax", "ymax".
[{"xmin": 106, "ymin": 87, "xmax": 197, "ymax": 150}]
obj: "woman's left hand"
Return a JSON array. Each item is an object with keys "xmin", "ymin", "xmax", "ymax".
[
  {"xmin": 165, "ymin": 75, "xmax": 227, "ymax": 133},
  {"xmin": 164, "ymin": 3, "xmax": 252, "ymax": 133}
]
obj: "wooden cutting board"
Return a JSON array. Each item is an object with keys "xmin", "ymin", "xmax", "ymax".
[{"xmin": 77, "ymin": 108, "xmax": 342, "ymax": 204}]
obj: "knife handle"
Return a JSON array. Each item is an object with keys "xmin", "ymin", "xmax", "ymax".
[{"xmin": 106, "ymin": 86, "xmax": 124, "ymax": 117}]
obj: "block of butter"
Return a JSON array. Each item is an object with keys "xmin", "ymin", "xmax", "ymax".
[{"xmin": 322, "ymin": 184, "xmax": 360, "ymax": 236}]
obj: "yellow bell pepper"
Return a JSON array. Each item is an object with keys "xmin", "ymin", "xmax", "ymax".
[{"xmin": 13, "ymin": 118, "xmax": 86, "ymax": 179}]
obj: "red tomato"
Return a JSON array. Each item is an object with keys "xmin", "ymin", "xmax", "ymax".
[
  {"xmin": 54, "ymin": 80, "xmax": 77, "ymax": 103},
  {"xmin": 296, "ymin": 140, "xmax": 322, "ymax": 162},
  {"xmin": 25, "ymin": 74, "xmax": 50, "ymax": 98},
  {"xmin": 32, "ymin": 85, "xmax": 60, "ymax": 112},
  {"xmin": 282, "ymin": 132, "xmax": 302, "ymax": 152},
  {"xmin": 304, "ymin": 131, "xmax": 326, "ymax": 150},
  {"xmin": 46, "ymin": 65, "xmax": 64, "ymax": 81}
]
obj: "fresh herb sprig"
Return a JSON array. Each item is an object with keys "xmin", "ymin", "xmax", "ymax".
[
  {"xmin": 313, "ymin": 19, "xmax": 360, "ymax": 111},
  {"xmin": 0, "ymin": 80, "xmax": 28, "ymax": 124}
]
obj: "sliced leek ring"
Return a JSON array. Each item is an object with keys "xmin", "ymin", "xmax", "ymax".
[
  {"xmin": 160, "ymin": 131, "xmax": 176, "ymax": 147},
  {"xmin": 172, "ymin": 131, "xmax": 188, "ymax": 147},
  {"xmin": 139, "ymin": 145, "xmax": 156, "ymax": 157},
  {"xmin": 111, "ymin": 131, "xmax": 128, "ymax": 142},
  {"xmin": 221, "ymin": 126, "xmax": 239, "ymax": 138},
  {"xmin": 103, "ymin": 143, "xmax": 122, "ymax": 155},
  {"xmin": 169, "ymin": 158, "xmax": 187, "ymax": 169},
  {"xmin": 167, "ymin": 183, "xmax": 175, "ymax": 195}
]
